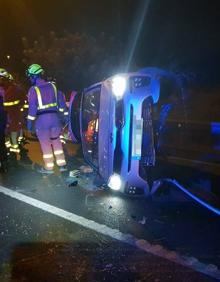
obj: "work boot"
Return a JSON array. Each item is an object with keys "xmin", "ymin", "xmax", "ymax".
[
  {"xmin": 37, "ymin": 167, "xmax": 54, "ymax": 175},
  {"xmin": 8, "ymin": 152, "xmax": 18, "ymax": 166},
  {"xmin": 59, "ymin": 165, "xmax": 68, "ymax": 172},
  {"xmin": 0, "ymin": 161, "xmax": 7, "ymax": 173},
  {"xmin": 19, "ymin": 147, "xmax": 32, "ymax": 166}
]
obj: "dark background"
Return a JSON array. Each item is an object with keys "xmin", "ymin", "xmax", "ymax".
[{"xmin": 0, "ymin": 0, "xmax": 220, "ymax": 85}]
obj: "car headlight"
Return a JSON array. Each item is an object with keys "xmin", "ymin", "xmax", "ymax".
[
  {"xmin": 108, "ymin": 173, "xmax": 123, "ymax": 191},
  {"xmin": 112, "ymin": 76, "xmax": 126, "ymax": 99}
]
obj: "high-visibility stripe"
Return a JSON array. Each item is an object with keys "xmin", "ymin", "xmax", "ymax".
[
  {"xmin": 5, "ymin": 141, "xmax": 11, "ymax": 148},
  {"xmin": 4, "ymin": 100, "xmax": 20, "ymax": 106},
  {"xmin": 50, "ymin": 82, "xmax": 57, "ymax": 100},
  {"xmin": 35, "ymin": 83, "xmax": 58, "ymax": 110},
  {"xmin": 56, "ymin": 159, "xmax": 66, "ymax": 165},
  {"xmin": 64, "ymin": 112, "xmax": 69, "ymax": 116},
  {"xmin": 54, "ymin": 150, "xmax": 63, "ymax": 155},
  {"xmin": 59, "ymin": 108, "xmax": 64, "ymax": 112},
  {"xmin": 27, "ymin": 115, "xmax": 36, "ymax": 121},
  {"xmin": 34, "ymin": 86, "xmax": 43, "ymax": 109},
  {"xmin": 18, "ymin": 137, "xmax": 25, "ymax": 144},
  {"xmin": 10, "ymin": 147, "xmax": 20, "ymax": 153},
  {"xmin": 43, "ymin": 154, "xmax": 53, "ymax": 159},
  {"xmin": 23, "ymin": 104, "xmax": 29, "ymax": 108},
  {"xmin": 37, "ymin": 103, "xmax": 57, "ymax": 110},
  {"xmin": 11, "ymin": 144, "xmax": 19, "ymax": 149},
  {"xmin": 59, "ymin": 135, "xmax": 66, "ymax": 144},
  {"xmin": 46, "ymin": 162, "xmax": 54, "ymax": 168}
]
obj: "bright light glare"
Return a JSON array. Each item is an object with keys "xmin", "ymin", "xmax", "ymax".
[
  {"xmin": 112, "ymin": 76, "xmax": 126, "ymax": 98},
  {"xmin": 108, "ymin": 174, "xmax": 122, "ymax": 191}
]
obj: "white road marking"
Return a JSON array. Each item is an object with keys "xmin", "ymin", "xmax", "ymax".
[{"xmin": 0, "ymin": 185, "xmax": 219, "ymax": 279}]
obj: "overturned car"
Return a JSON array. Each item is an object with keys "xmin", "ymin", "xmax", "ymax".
[{"xmin": 69, "ymin": 67, "xmax": 220, "ymax": 215}]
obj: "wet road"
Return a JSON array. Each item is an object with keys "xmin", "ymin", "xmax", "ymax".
[{"xmin": 0, "ymin": 139, "xmax": 219, "ymax": 281}]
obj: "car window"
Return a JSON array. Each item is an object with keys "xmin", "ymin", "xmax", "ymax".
[{"xmin": 81, "ymin": 86, "xmax": 101, "ymax": 168}]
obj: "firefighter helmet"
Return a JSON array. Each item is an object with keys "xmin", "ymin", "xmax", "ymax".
[
  {"xmin": 8, "ymin": 73, "xmax": 14, "ymax": 81},
  {"xmin": 0, "ymin": 68, "xmax": 10, "ymax": 79},
  {"xmin": 26, "ymin": 64, "xmax": 44, "ymax": 77}
]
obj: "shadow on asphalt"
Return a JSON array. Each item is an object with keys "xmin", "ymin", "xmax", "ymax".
[{"xmin": 0, "ymin": 241, "xmax": 215, "ymax": 282}]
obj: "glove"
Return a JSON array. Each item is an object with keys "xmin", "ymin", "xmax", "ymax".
[{"xmin": 27, "ymin": 120, "xmax": 35, "ymax": 134}]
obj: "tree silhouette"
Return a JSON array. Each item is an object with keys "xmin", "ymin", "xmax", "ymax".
[{"xmin": 22, "ymin": 31, "xmax": 124, "ymax": 92}]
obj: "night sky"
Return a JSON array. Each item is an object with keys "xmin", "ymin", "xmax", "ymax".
[{"xmin": 0, "ymin": 0, "xmax": 220, "ymax": 78}]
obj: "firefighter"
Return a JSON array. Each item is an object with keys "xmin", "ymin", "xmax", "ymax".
[
  {"xmin": 0, "ymin": 68, "xmax": 24, "ymax": 159},
  {"xmin": 0, "ymin": 94, "xmax": 7, "ymax": 172},
  {"xmin": 19, "ymin": 97, "xmax": 29, "ymax": 144},
  {"xmin": 26, "ymin": 64, "xmax": 69, "ymax": 174}
]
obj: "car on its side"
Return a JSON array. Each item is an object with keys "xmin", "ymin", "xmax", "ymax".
[{"xmin": 69, "ymin": 68, "xmax": 220, "ymax": 215}]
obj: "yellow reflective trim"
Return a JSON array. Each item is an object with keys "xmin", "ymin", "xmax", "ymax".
[
  {"xmin": 43, "ymin": 154, "xmax": 53, "ymax": 159},
  {"xmin": 50, "ymin": 82, "xmax": 57, "ymax": 100},
  {"xmin": 34, "ymin": 86, "xmax": 43, "ymax": 109},
  {"xmin": 56, "ymin": 159, "xmax": 66, "ymax": 165},
  {"xmin": 11, "ymin": 144, "xmax": 19, "ymax": 148},
  {"xmin": 4, "ymin": 100, "xmax": 20, "ymax": 106},
  {"xmin": 54, "ymin": 150, "xmax": 63, "ymax": 155},
  {"xmin": 27, "ymin": 115, "xmax": 36, "ymax": 121},
  {"xmin": 59, "ymin": 108, "xmax": 64, "ymax": 112},
  {"xmin": 10, "ymin": 148, "xmax": 20, "ymax": 153},
  {"xmin": 5, "ymin": 141, "xmax": 11, "ymax": 148},
  {"xmin": 37, "ymin": 103, "xmax": 57, "ymax": 110},
  {"xmin": 23, "ymin": 104, "xmax": 29, "ymax": 108},
  {"xmin": 46, "ymin": 162, "xmax": 54, "ymax": 168},
  {"xmin": 35, "ymin": 83, "xmax": 58, "ymax": 110}
]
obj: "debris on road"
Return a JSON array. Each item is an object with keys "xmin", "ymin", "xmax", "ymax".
[
  {"xmin": 68, "ymin": 180, "xmax": 78, "ymax": 187},
  {"xmin": 65, "ymin": 175, "xmax": 79, "ymax": 187},
  {"xmin": 85, "ymin": 193, "xmax": 95, "ymax": 208},
  {"xmin": 69, "ymin": 170, "xmax": 80, "ymax": 178},
  {"xmin": 79, "ymin": 165, "xmax": 93, "ymax": 173},
  {"xmin": 138, "ymin": 216, "xmax": 146, "ymax": 225}
]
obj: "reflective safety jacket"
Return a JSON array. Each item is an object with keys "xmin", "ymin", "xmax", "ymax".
[
  {"xmin": 1, "ymin": 83, "xmax": 25, "ymax": 131},
  {"xmin": 20, "ymin": 99, "xmax": 29, "ymax": 113},
  {"xmin": 27, "ymin": 82, "xmax": 68, "ymax": 121},
  {"xmin": 0, "ymin": 95, "xmax": 6, "ymax": 134},
  {"xmin": 2, "ymin": 84, "xmax": 24, "ymax": 109}
]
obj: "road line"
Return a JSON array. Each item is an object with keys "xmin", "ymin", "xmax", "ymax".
[{"xmin": 0, "ymin": 185, "xmax": 219, "ymax": 280}]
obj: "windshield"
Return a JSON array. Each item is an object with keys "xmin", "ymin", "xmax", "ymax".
[{"xmin": 81, "ymin": 85, "xmax": 101, "ymax": 168}]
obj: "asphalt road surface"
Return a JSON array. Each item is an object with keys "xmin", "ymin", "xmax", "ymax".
[{"xmin": 0, "ymin": 139, "xmax": 219, "ymax": 281}]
